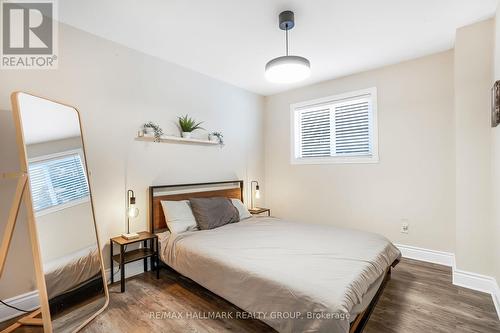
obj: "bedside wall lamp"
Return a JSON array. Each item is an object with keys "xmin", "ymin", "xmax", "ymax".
[
  {"xmin": 123, "ymin": 189, "xmax": 139, "ymax": 240},
  {"xmin": 251, "ymin": 181, "xmax": 260, "ymax": 209}
]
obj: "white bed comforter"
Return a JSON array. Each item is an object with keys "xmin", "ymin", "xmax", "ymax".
[
  {"xmin": 44, "ymin": 245, "xmax": 101, "ymax": 299},
  {"xmin": 159, "ymin": 217, "xmax": 400, "ymax": 333}
]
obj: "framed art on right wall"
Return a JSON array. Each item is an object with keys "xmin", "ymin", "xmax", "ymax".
[{"xmin": 492, "ymin": 80, "xmax": 500, "ymax": 127}]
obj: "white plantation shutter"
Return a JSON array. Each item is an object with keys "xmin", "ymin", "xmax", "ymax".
[
  {"xmin": 28, "ymin": 151, "xmax": 90, "ymax": 213},
  {"xmin": 292, "ymin": 88, "xmax": 378, "ymax": 164},
  {"xmin": 300, "ymin": 107, "xmax": 331, "ymax": 158},
  {"xmin": 334, "ymin": 98, "xmax": 371, "ymax": 156}
]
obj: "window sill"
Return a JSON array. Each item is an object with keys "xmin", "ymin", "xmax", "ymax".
[
  {"xmin": 35, "ymin": 196, "xmax": 90, "ymax": 217},
  {"xmin": 291, "ymin": 156, "xmax": 379, "ymax": 165}
]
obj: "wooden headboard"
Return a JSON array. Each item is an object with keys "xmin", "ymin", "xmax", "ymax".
[{"xmin": 149, "ymin": 180, "xmax": 244, "ymax": 233}]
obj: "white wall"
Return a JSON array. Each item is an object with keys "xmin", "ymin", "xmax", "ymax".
[
  {"xmin": 264, "ymin": 51, "xmax": 456, "ymax": 253},
  {"xmin": 36, "ymin": 202, "xmax": 96, "ymax": 262},
  {"xmin": 492, "ymin": 8, "xmax": 500, "ymax": 286},
  {"xmin": 27, "ymin": 137, "xmax": 82, "ymax": 158},
  {"xmin": 0, "ymin": 23, "xmax": 264, "ymax": 299},
  {"xmin": 454, "ymin": 19, "xmax": 496, "ymax": 276},
  {"xmin": 264, "ymin": 18, "xmax": 499, "ymax": 280}
]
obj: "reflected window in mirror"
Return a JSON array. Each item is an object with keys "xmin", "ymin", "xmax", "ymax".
[{"xmin": 28, "ymin": 148, "xmax": 90, "ymax": 215}]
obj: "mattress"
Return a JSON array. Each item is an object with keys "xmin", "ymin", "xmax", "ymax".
[
  {"xmin": 44, "ymin": 245, "xmax": 102, "ymax": 299},
  {"xmin": 158, "ymin": 217, "xmax": 400, "ymax": 333}
]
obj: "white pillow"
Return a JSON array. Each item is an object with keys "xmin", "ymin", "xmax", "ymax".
[
  {"xmin": 231, "ymin": 199, "xmax": 252, "ymax": 220},
  {"xmin": 160, "ymin": 200, "xmax": 198, "ymax": 233}
]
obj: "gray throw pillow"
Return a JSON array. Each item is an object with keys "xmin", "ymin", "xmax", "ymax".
[{"xmin": 189, "ymin": 197, "xmax": 240, "ymax": 230}]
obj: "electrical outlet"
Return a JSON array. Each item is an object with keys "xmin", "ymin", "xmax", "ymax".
[{"xmin": 401, "ymin": 219, "xmax": 409, "ymax": 234}]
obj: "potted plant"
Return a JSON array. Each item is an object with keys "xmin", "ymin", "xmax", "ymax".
[
  {"xmin": 143, "ymin": 122, "xmax": 164, "ymax": 142},
  {"xmin": 178, "ymin": 115, "xmax": 204, "ymax": 139},
  {"xmin": 209, "ymin": 131, "xmax": 224, "ymax": 146}
]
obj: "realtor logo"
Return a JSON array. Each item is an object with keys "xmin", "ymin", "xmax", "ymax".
[{"xmin": 1, "ymin": 0, "xmax": 58, "ymax": 69}]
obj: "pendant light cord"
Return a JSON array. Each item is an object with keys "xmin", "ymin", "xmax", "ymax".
[{"xmin": 285, "ymin": 28, "xmax": 289, "ymax": 56}]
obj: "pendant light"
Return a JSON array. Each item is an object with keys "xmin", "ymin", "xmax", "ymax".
[{"xmin": 265, "ymin": 11, "xmax": 311, "ymax": 84}]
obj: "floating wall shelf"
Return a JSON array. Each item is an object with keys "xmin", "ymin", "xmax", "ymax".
[{"xmin": 135, "ymin": 135, "xmax": 219, "ymax": 145}]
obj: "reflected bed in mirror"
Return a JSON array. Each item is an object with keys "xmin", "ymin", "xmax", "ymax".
[{"xmin": 11, "ymin": 92, "xmax": 108, "ymax": 333}]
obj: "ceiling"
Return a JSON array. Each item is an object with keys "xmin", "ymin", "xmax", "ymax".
[{"xmin": 58, "ymin": 0, "xmax": 498, "ymax": 96}]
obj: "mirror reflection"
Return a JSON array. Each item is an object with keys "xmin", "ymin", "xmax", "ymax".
[{"xmin": 17, "ymin": 93, "xmax": 107, "ymax": 333}]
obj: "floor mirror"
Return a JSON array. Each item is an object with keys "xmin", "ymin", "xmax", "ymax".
[{"xmin": 8, "ymin": 92, "xmax": 109, "ymax": 332}]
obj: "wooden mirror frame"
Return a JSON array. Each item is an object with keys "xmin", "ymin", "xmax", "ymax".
[{"xmin": 8, "ymin": 92, "xmax": 109, "ymax": 332}]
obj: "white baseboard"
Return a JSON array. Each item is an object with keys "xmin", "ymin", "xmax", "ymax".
[
  {"xmin": 453, "ymin": 269, "xmax": 498, "ymax": 294},
  {"xmin": 395, "ymin": 243, "xmax": 499, "ymax": 320},
  {"xmin": 493, "ymin": 285, "xmax": 500, "ymax": 320},
  {"xmin": 394, "ymin": 243, "xmax": 455, "ymax": 267},
  {"xmin": 453, "ymin": 269, "xmax": 500, "ymax": 320},
  {"xmin": 0, "ymin": 290, "xmax": 40, "ymax": 322},
  {"xmin": 105, "ymin": 260, "xmax": 144, "ymax": 284}
]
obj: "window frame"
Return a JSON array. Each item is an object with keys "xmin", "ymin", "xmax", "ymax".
[
  {"xmin": 290, "ymin": 87, "xmax": 379, "ymax": 165},
  {"xmin": 28, "ymin": 148, "xmax": 90, "ymax": 217}
]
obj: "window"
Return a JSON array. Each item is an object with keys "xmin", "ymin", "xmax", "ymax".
[
  {"xmin": 291, "ymin": 87, "xmax": 378, "ymax": 164},
  {"xmin": 28, "ymin": 149, "xmax": 90, "ymax": 215}
]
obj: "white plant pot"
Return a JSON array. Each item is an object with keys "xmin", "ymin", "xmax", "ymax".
[{"xmin": 182, "ymin": 132, "xmax": 192, "ymax": 139}]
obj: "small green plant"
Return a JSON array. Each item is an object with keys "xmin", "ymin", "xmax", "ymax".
[
  {"xmin": 143, "ymin": 121, "xmax": 163, "ymax": 142},
  {"xmin": 178, "ymin": 115, "xmax": 204, "ymax": 133},
  {"xmin": 209, "ymin": 131, "xmax": 224, "ymax": 146}
]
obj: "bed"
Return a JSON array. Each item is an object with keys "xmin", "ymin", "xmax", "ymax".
[
  {"xmin": 44, "ymin": 245, "xmax": 103, "ymax": 314},
  {"xmin": 150, "ymin": 181, "xmax": 400, "ymax": 333}
]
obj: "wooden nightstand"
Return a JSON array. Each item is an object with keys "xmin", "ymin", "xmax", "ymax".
[
  {"xmin": 110, "ymin": 231, "xmax": 159, "ymax": 292},
  {"xmin": 249, "ymin": 207, "xmax": 271, "ymax": 216}
]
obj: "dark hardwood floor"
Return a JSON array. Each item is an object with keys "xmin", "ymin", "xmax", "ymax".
[
  {"xmin": 83, "ymin": 258, "xmax": 500, "ymax": 333},
  {"xmin": 2, "ymin": 258, "xmax": 499, "ymax": 332},
  {"xmin": 364, "ymin": 259, "xmax": 500, "ymax": 333}
]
